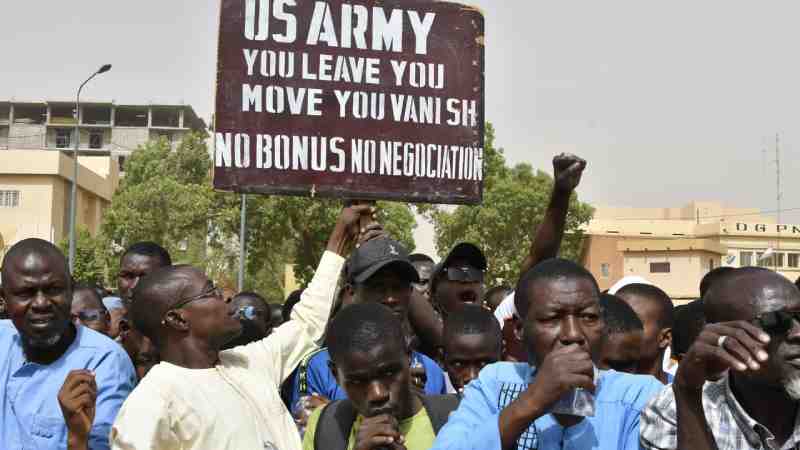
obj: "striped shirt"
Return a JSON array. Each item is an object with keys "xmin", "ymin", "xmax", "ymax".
[{"xmin": 640, "ymin": 375, "xmax": 800, "ymax": 450}]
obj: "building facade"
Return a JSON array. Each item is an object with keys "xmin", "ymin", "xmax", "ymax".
[
  {"xmin": 0, "ymin": 100, "xmax": 206, "ymax": 258},
  {"xmin": 581, "ymin": 201, "xmax": 800, "ymax": 300},
  {"xmin": 0, "ymin": 100, "xmax": 206, "ymax": 172}
]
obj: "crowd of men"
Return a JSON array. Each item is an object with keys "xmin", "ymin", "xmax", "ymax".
[{"xmin": 1, "ymin": 153, "xmax": 799, "ymax": 449}]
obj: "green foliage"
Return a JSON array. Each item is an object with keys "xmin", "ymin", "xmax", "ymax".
[
  {"xmin": 59, "ymin": 226, "xmax": 105, "ymax": 284},
  {"xmin": 425, "ymin": 123, "xmax": 594, "ymax": 287},
  {"xmin": 100, "ymin": 132, "xmax": 417, "ymax": 301}
]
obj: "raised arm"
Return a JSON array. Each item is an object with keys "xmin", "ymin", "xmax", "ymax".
[
  {"xmin": 519, "ymin": 153, "xmax": 586, "ymax": 275},
  {"xmin": 248, "ymin": 204, "xmax": 376, "ymax": 384}
]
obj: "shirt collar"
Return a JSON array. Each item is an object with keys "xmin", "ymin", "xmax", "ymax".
[{"xmin": 722, "ymin": 374, "xmax": 800, "ymax": 449}]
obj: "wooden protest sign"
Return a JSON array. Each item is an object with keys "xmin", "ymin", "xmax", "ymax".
[{"xmin": 213, "ymin": 0, "xmax": 485, "ymax": 204}]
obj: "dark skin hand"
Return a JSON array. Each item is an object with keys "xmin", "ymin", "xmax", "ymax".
[
  {"xmin": 58, "ymin": 370, "xmax": 97, "ymax": 450},
  {"xmin": 519, "ymin": 153, "xmax": 586, "ymax": 275},
  {"xmin": 354, "ymin": 414, "xmax": 407, "ymax": 450},
  {"xmin": 498, "ymin": 344, "xmax": 595, "ymax": 449},
  {"xmin": 673, "ymin": 321, "xmax": 770, "ymax": 450}
]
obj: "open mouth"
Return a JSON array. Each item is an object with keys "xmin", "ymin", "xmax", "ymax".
[{"xmin": 459, "ymin": 290, "xmax": 478, "ymax": 303}]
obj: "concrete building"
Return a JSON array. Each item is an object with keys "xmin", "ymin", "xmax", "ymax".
[
  {"xmin": 0, "ymin": 150, "xmax": 119, "ymax": 259},
  {"xmin": 0, "ymin": 100, "xmax": 206, "ymax": 172},
  {"xmin": 581, "ymin": 201, "xmax": 800, "ymax": 300},
  {"xmin": 0, "ymin": 100, "xmax": 206, "ymax": 258}
]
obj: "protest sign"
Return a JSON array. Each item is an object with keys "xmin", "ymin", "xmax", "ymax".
[{"xmin": 214, "ymin": 0, "xmax": 485, "ymax": 204}]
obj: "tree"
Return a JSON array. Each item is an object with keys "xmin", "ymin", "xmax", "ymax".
[
  {"xmin": 424, "ymin": 123, "xmax": 594, "ymax": 287},
  {"xmin": 59, "ymin": 226, "xmax": 105, "ymax": 284},
  {"xmin": 100, "ymin": 132, "xmax": 417, "ymax": 301}
]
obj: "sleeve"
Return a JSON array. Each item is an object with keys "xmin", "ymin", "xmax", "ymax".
[
  {"xmin": 89, "ymin": 347, "xmax": 136, "ymax": 450},
  {"xmin": 110, "ymin": 389, "xmax": 176, "ymax": 450},
  {"xmin": 639, "ymin": 384, "xmax": 678, "ymax": 450},
  {"xmin": 241, "ymin": 251, "xmax": 345, "ymax": 385},
  {"xmin": 493, "ymin": 293, "xmax": 517, "ymax": 328},
  {"xmin": 302, "ymin": 407, "xmax": 324, "ymax": 450},
  {"xmin": 306, "ymin": 355, "xmax": 341, "ymax": 401},
  {"xmin": 430, "ymin": 369, "xmax": 503, "ymax": 450}
]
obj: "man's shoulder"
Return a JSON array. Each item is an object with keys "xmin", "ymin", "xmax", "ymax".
[
  {"xmin": 597, "ymin": 370, "xmax": 665, "ymax": 411},
  {"xmin": 74, "ymin": 326, "xmax": 135, "ymax": 370},
  {"xmin": 478, "ymin": 361, "xmax": 532, "ymax": 386},
  {"xmin": 307, "ymin": 347, "xmax": 331, "ymax": 369},
  {"xmin": 0, "ymin": 319, "xmax": 19, "ymax": 342}
]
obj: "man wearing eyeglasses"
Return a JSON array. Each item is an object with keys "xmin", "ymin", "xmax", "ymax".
[
  {"xmin": 641, "ymin": 267, "xmax": 800, "ymax": 450},
  {"xmin": 110, "ymin": 205, "xmax": 377, "ymax": 450},
  {"xmin": 71, "ymin": 283, "xmax": 111, "ymax": 336}
]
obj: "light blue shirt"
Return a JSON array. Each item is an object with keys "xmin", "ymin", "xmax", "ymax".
[
  {"xmin": 0, "ymin": 320, "xmax": 136, "ymax": 450},
  {"xmin": 431, "ymin": 362, "xmax": 663, "ymax": 450}
]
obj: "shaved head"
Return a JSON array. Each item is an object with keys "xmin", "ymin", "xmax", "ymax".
[
  {"xmin": 704, "ymin": 267, "xmax": 798, "ymax": 323},
  {"xmin": 1, "ymin": 238, "xmax": 70, "ymax": 286},
  {"xmin": 130, "ymin": 265, "xmax": 202, "ymax": 343}
]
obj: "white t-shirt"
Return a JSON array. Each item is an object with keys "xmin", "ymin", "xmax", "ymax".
[{"xmin": 110, "ymin": 251, "xmax": 344, "ymax": 450}]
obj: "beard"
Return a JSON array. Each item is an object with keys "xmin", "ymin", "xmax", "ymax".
[{"xmin": 783, "ymin": 373, "xmax": 800, "ymax": 400}]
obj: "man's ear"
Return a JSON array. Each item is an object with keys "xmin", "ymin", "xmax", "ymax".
[
  {"xmin": 163, "ymin": 310, "xmax": 189, "ymax": 332},
  {"xmin": 328, "ymin": 360, "xmax": 340, "ymax": 383},
  {"xmin": 658, "ymin": 327, "xmax": 673, "ymax": 350}
]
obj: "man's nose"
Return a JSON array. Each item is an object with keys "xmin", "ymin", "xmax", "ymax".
[
  {"xmin": 558, "ymin": 315, "xmax": 586, "ymax": 346},
  {"xmin": 367, "ymin": 380, "xmax": 390, "ymax": 406}
]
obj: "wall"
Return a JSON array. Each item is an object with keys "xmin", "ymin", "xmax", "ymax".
[
  {"xmin": 0, "ymin": 174, "xmax": 55, "ymax": 244},
  {"xmin": 111, "ymin": 127, "xmax": 150, "ymax": 155},
  {"xmin": 581, "ymin": 235, "xmax": 625, "ymax": 291},
  {"xmin": 622, "ymin": 250, "xmax": 719, "ymax": 299},
  {"xmin": 8, "ymin": 124, "xmax": 46, "ymax": 149}
]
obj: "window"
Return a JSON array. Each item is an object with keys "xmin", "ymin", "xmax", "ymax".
[
  {"xmin": 56, "ymin": 129, "xmax": 71, "ymax": 148},
  {"xmin": 789, "ymin": 254, "xmax": 799, "ymax": 268},
  {"xmin": 776, "ymin": 253, "xmax": 785, "ymax": 268},
  {"xmin": 650, "ymin": 262, "xmax": 671, "ymax": 273},
  {"xmin": 0, "ymin": 190, "xmax": 20, "ymax": 208},
  {"xmin": 601, "ymin": 263, "xmax": 610, "ymax": 278},
  {"xmin": 89, "ymin": 131, "xmax": 103, "ymax": 149},
  {"xmin": 741, "ymin": 251, "xmax": 753, "ymax": 267},
  {"xmin": 118, "ymin": 156, "xmax": 127, "ymax": 172}
]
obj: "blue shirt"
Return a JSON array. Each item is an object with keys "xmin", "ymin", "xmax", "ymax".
[
  {"xmin": 0, "ymin": 321, "xmax": 136, "ymax": 450},
  {"xmin": 431, "ymin": 362, "xmax": 663, "ymax": 450},
  {"xmin": 286, "ymin": 348, "xmax": 447, "ymax": 408}
]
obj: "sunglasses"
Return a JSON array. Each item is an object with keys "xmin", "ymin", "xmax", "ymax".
[
  {"xmin": 73, "ymin": 309, "xmax": 107, "ymax": 323},
  {"xmin": 753, "ymin": 311, "xmax": 800, "ymax": 335},
  {"xmin": 445, "ymin": 266, "xmax": 484, "ymax": 283}
]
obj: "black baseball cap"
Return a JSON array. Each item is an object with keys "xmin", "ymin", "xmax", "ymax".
[
  {"xmin": 431, "ymin": 243, "xmax": 488, "ymax": 286},
  {"xmin": 347, "ymin": 237, "xmax": 420, "ymax": 284}
]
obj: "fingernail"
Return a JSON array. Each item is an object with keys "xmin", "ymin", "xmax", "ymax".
[
  {"xmin": 737, "ymin": 362, "xmax": 748, "ymax": 371},
  {"xmin": 360, "ymin": 228, "xmax": 365, "ymax": 233},
  {"xmin": 760, "ymin": 333, "xmax": 771, "ymax": 343},
  {"xmin": 748, "ymin": 359, "xmax": 760, "ymax": 370},
  {"xmin": 758, "ymin": 350, "xmax": 769, "ymax": 361}
]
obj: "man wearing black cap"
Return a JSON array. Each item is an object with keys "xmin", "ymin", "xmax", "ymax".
[
  {"xmin": 431, "ymin": 243, "xmax": 488, "ymax": 317},
  {"xmin": 287, "ymin": 237, "xmax": 448, "ymax": 411}
]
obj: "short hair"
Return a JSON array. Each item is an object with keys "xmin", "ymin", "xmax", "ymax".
[
  {"xmin": 672, "ymin": 299, "xmax": 705, "ymax": 356},
  {"xmin": 443, "ymin": 303, "xmax": 502, "ymax": 351},
  {"xmin": 514, "ymin": 258, "xmax": 599, "ymax": 318},
  {"xmin": 73, "ymin": 282, "xmax": 106, "ymax": 310},
  {"xmin": 616, "ymin": 283, "xmax": 674, "ymax": 329},
  {"xmin": 328, "ymin": 303, "xmax": 404, "ymax": 364},
  {"xmin": 123, "ymin": 241, "xmax": 172, "ymax": 267},
  {"xmin": 232, "ymin": 291, "xmax": 267, "ymax": 305},
  {"xmin": 600, "ymin": 293, "xmax": 643, "ymax": 335},
  {"xmin": 699, "ymin": 267, "xmax": 736, "ymax": 299},
  {"xmin": 703, "ymin": 266, "xmax": 793, "ymax": 323},
  {"xmin": 129, "ymin": 264, "xmax": 197, "ymax": 344},
  {"xmin": 282, "ymin": 289, "xmax": 304, "ymax": 322},
  {"xmin": 409, "ymin": 253, "xmax": 434, "ymax": 265},
  {"xmin": 1, "ymin": 238, "xmax": 71, "ymax": 286}
]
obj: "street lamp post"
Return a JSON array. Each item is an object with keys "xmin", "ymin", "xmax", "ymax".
[{"xmin": 68, "ymin": 64, "xmax": 112, "ymax": 273}]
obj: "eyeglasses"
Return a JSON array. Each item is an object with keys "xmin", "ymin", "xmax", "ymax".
[
  {"xmin": 161, "ymin": 282, "xmax": 224, "ymax": 325},
  {"xmin": 445, "ymin": 267, "xmax": 484, "ymax": 283},
  {"xmin": 73, "ymin": 309, "xmax": 108, "ymax": 323},
  {"xmin": 753, "ymin": 311, "xmax": 800, "ymax": 335}
]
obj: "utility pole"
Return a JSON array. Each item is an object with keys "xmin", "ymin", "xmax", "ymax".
[{"xmin": 775, "ymin": 133, "xmax": 781, "ymax": 272}]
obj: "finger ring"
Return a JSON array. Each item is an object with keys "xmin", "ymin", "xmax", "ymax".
[{"xmin": 717, "ymin": 336, "xmax": 728, "ymax": 348}]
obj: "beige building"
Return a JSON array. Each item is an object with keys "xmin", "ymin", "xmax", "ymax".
[
  {"xmin": 0, "ymin": 150, "xmax": 119, "ymax": 259},
  {"xmin": 581, "ymin": 201, "xmax": 800, "ymax": 300},
  {"xmin": 0, "ymin": 99, "xmax": 206, "ymax": 258}
]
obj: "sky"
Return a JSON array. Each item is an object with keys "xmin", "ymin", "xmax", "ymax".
[{"xmin": 3, "ymin": 1, "xmax": 800, "ymax": 258}]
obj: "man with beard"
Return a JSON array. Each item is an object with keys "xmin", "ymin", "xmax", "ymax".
[
  {"xmin": 110, "ymin": 205, "xmax": 374, "ymax": 450},
  {"xmin": 303, "ymin": 303, "xmax": 458, "ymax": 450},
  {"xmin": 287, "ymin": 237, "xmax": 447, "ymax": 410},
  {"xmin": 430, "ymin": 259, "xmax": 663, "ymax": 450},
  {"xmin": 641, "ymin": 267, "xmax": 800, "ymax": 450},
  {"xmin": 0, "ymin": 239, "xmax": 135, "ymax": 450},
  {"xmin": 223, "ymin": 291, "xmax": 272, "ymax": 349}
]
